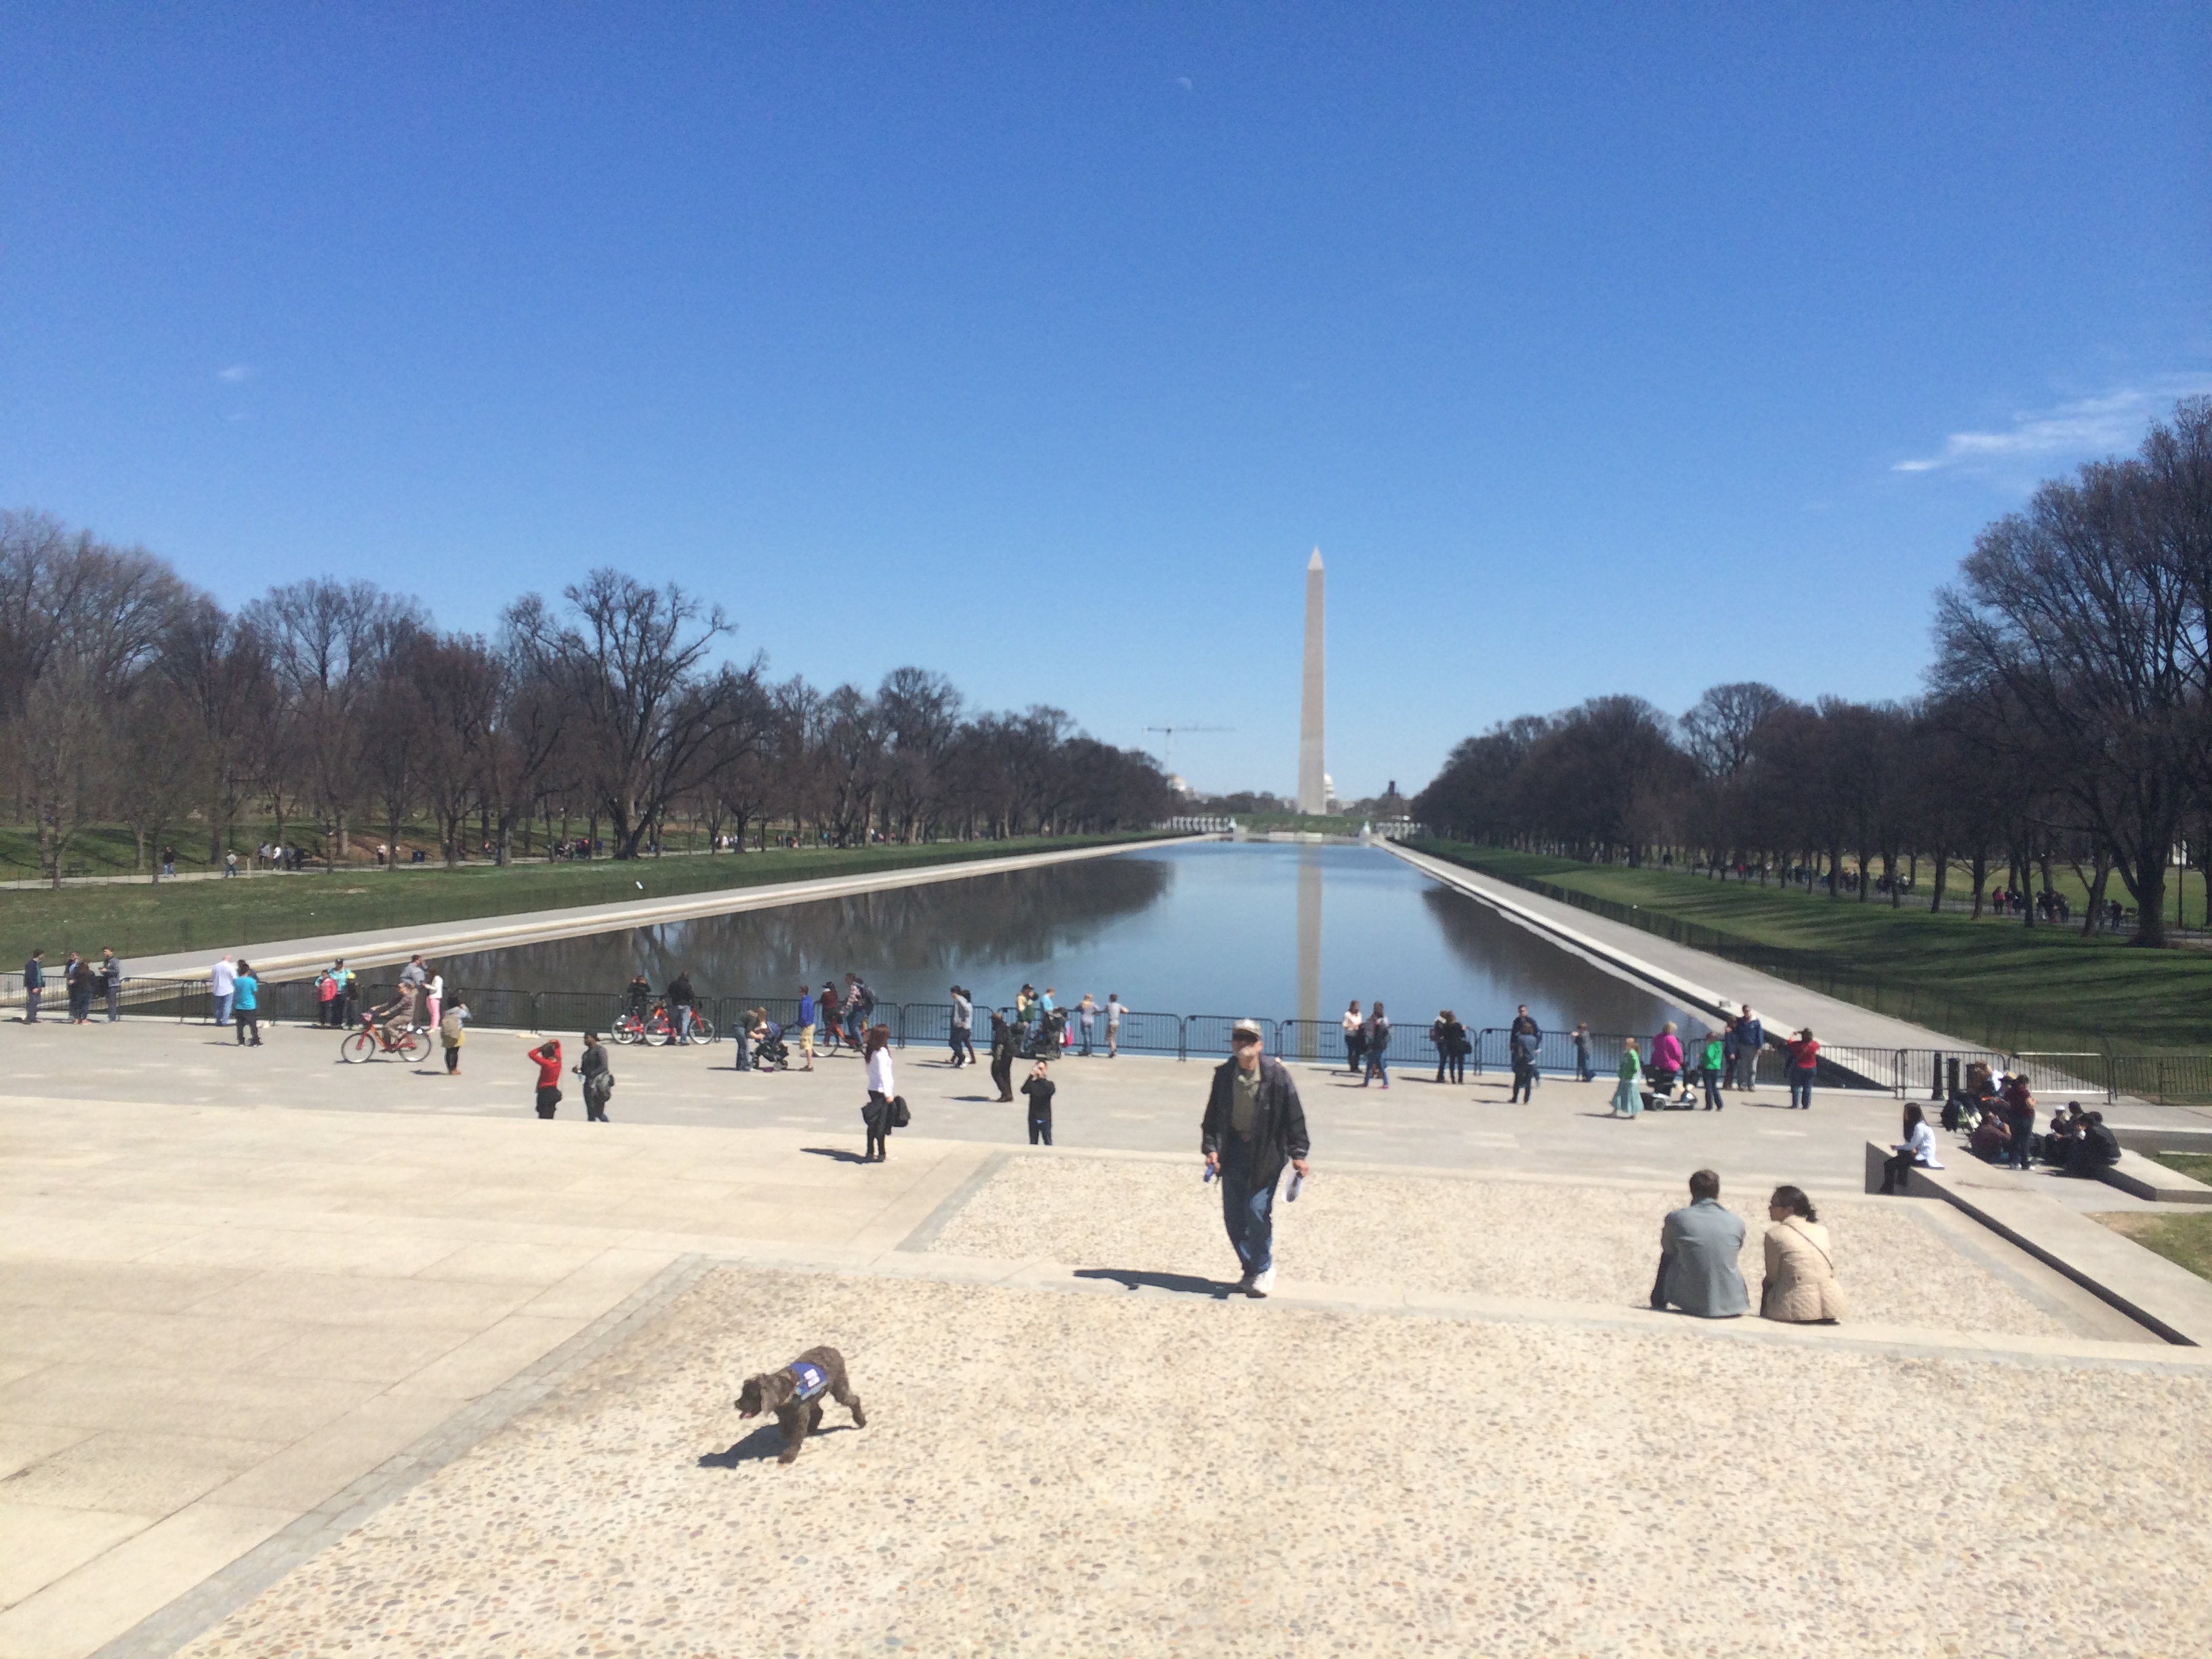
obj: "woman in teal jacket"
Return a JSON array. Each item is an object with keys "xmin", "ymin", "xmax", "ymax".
[{"xmin": 1611, "ymin": 1036, "xmax": 1643, "ymax": 1118}]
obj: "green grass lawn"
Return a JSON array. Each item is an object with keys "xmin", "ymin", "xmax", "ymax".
[
  {"xmin": 0, "ymin": 834, "xmax": 1167, "ymax": 966},
  {"xmin": 1413, "ymin": 840, "xmax": 2212, "ymax": 1057},
  {"xmin": 2151, "ymin": 1152, "xmax": 2212, "ymax": 1184},
  {"xmin": 2092, "ymin": 1210, "xmax": 2212, "ymax": 1283}
]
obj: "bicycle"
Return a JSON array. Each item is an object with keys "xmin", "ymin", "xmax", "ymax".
[
  {"xmin": 613, "ymin": 1002, "xmax": 715, "ymax": 1046},
  {"xmin": 340, "ymin": 1012, "xmax": 428, "ymax": 1064}
]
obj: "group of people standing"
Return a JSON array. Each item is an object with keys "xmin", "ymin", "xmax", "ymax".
[
  {"xmin": 20, "ymin": 947, "xmax": 125, "ymax": 1025},
  {"xmin": 1338, "ymin": 1000, "xmax": 1394, "ymax": 1087}
]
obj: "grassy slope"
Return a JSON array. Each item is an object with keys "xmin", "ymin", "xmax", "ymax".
[
  {"xmin": 2093, "ymin": 1211, "xmax": 2212, "ymax": 1283},
  {"xmin": 1415, "ymin": 841, "xmax": 2212, "ymax": 1055},
  {"xmin": 0, "ymin": 834, "xmax": 1167, "ymax": 965}
]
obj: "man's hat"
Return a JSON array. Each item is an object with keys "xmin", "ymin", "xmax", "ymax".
[{"xmin": 1232, "ymin": 1018, "xmax": 1265, "ymax": 1040}]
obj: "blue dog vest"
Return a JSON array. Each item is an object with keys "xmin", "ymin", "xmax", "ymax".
[{"xmin": 789, "ymin": 1360, "xmax": 827, "ymax": 1402}]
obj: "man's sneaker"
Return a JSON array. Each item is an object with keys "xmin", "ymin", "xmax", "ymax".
[
  {"xmin": 1250, "ymin": 1266, "xmax": 1275, "ymax": 1298},
  {"xmin": 1233, "ymin": 1272, "xmax": 1255, "ymax": 1296}
]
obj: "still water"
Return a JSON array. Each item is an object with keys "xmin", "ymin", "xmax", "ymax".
[{"xmin": 436, "ymin": 842, "xmax": 1683, "ymax": 1035}]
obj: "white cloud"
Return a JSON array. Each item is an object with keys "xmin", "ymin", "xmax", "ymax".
[
  {"xmin": 217, "ymin": 363, "xmax": 254, "ymax": 383},
  {"xmin": 1894, "ymin": 375, "xmax": 2212, "ymax": 474}
]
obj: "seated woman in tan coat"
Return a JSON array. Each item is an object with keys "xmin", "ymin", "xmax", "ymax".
[{"xmin": 1760, "ymin": 1185, "xmax": 1845, "ymax": 1324}]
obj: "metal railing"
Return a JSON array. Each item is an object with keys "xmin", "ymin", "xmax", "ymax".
[{"xmin": 26, "ymin": 977, "xmax": 2212, "ymax": 1101}]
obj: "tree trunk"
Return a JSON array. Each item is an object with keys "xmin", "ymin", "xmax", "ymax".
[
  {"xmin": 1929, "ymin": 846, "xmax": 1950, "ymax": 913},
  {"xmin": 1969, "ymin": 851, "xmax": 1987, "ymax": 918}
]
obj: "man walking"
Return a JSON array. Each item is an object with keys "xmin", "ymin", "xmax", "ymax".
[
  {"xmin": 1509, "ymin": 1005, "xmax": 1542, "ymax": 1092},
  {"xmin": 797, "ymin": 982, "xmax": 817, "ymax": 1071},
  {"xmin": 22, "ymin": 949, "xmax": 43, "ymax": 1023},
  {"xmin": 948, "ymin": 985, "xmax": 975, "ymax": 1067},
  {"xmin": 1736, "ymin": 1007, "xmax": 1763, "ymax": 1094},
  {"xmin": 209, "ymin": 954, "xmax": 236, "ymax": 1030},
  {"xmin": 1200, "ymin": 1018, "xmax": 1311, "ymax": 1298}
]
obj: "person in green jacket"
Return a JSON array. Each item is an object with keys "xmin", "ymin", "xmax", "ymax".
[
  {"xmin": 1612, "ymin": 1037, "xmax": 1643, "ymax": 1118},
  {"xmin": 1700, "ymin": 1033, "xmax": 1726, "ymax": 1111}
]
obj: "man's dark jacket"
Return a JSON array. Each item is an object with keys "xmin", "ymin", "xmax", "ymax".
[{"xmin": 1201, "ymin": 1054, "xmax": 1311, "ymax": 1188}]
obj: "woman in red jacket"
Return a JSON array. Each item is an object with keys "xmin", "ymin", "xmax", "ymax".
[
  {"xmin": 1784, "ymin": 1029, "xmax": 1820, "ymax": 1110},
  {"xmin": 529, "ymin": 1038, "xmax": 564, "ymax": 1119}
]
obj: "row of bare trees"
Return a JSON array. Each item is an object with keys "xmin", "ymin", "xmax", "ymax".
[
  {"xmin": 0, "ymin": 531, "xmax": 1176, "ymax": 886},
  {"xmin": 1413, "ymin": 397, "xmax": 2212, "ymax": 947}
]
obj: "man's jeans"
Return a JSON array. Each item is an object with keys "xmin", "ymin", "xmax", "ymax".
[
  {"xmin": 106, "ymin": 985, "xmax": 119, "ymax": 1021},
  {"xmin": 213, "ymin": 992, "xmax": 233, "ymax": 1027},
  {"xmin": 1217, "ymin": 1137, "xmax": 1277, "ymax": 1277},
  {"xmin": 24, "ymin": 989, "xmax": 39, "ymax": 1023},
  {"xmin": 676, "ymin": 1006, "xmax": 694, "ymax": 1044}
]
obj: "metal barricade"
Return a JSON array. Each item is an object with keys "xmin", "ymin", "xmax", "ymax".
[
  {"xmin": 2107, "ymin": 1054, "xmax": 2212, "ymax": 1105},
  {"xmin": 1275, "ymin": 1019, "xmax": 1337, "ymax": 1063},
  {"xmin": 1183, "ymin": 1015, "xmax": 1265, "ymax": 1061},
  {"xmin": 1112, "ymin": 1010, "xmax": 1185, "ymax": 1058},
  {"xmin": 2009, "ymin": 1051, "xmax": 2113, "ymax": 1105},
  {"xmin": 533, "ymin": 989, "xmax": 633, "ymax": 1034}
]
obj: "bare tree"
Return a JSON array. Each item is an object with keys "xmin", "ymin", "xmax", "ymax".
[{"xmin": 1937, "ymin": 457, "xmax": 2204, "ymax": 945}]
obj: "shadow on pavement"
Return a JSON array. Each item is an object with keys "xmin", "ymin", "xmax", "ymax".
[
  {"xmin": 799, "ymin": 1146, "xmax": 870, "ymax": 1164},
  {"xmin": 1072, "ymin": 1267, "xmax": 1235, "ymax": 1298},
  {"xmin": 697, "ymin": 1422, "xmax": 861, "ymax": 1467}
]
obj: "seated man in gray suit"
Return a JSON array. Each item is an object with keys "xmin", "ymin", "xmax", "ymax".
[{"xmin": 1650, "ymin": 1168, "xmax": 1750, "ymax": 1317}]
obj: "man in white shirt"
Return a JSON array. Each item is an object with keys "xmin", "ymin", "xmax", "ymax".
[{"xmin": 209, "ymin": 955, "xmax": 237, "ymax": 1028}]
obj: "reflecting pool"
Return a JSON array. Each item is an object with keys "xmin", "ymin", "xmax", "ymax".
[{"xmin": 435, "ymin": 842, "xmax": 1686, "ymax": 1035}]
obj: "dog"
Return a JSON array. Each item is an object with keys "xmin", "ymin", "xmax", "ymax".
[{"xmin": 735, "ymin": 1345, "xmax": 865, "ymax": 1464}]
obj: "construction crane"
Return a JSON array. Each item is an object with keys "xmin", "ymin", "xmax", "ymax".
[{"xmin": 1142, "ymin": 725, "xmax": 1234, "ymax": 773}]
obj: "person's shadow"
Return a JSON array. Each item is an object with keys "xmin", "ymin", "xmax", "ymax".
[
  {"xmin": 799, "ymin": 1146, "xmax": 869, "ymax": 1164},
  {"xmin": 697, "ymin": 1422, "xmax": 860, "ymax": 1467},
  {"xmin": 1073, "ymin": 1267, "xmax": 1236, "ymax": 1298}
]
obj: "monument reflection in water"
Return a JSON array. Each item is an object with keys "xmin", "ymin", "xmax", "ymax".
[{"xmin": 436, "ymin": 843, "xmax": 1683, "ymax": 1036}]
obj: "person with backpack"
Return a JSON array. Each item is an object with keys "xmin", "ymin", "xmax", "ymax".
[
  {"xmin": 1361, "ymin": 1002, "xmax": 1392, "ymax": 1088},
  {"xmin": 861, "ymin": 1025, "xmax": 898, "ymax": 1162},
  {"xmin": 439, "ymin": 1002, "xmax": 470, "ymax": 1074},
  {"xmin": 529, "ymin": 1038, "xmax": 564, "ymax": 1118},
  {"xmin": 576, "ymin": 1032, "xmax": 613, "ymax": 1122}
]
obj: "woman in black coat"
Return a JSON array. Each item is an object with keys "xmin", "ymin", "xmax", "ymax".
[{"xmin": 988, "ymin": 1010, "xmax": 1017, "ymax": 1102}]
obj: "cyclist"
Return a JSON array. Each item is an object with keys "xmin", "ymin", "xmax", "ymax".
[{"xmin": 363, "ymin": 987, "xmax": 413, "ymax": 1051}]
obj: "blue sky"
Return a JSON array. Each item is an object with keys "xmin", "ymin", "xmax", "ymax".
[{"xmin": 3, "ymin": 4, "xmax": 2205, "ymax": 798}]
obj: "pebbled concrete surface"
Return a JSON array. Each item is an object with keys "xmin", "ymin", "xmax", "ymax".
[
  {"xmin": 178, "ymin": 1265, "xmax": 2212, "ymax": 1659},
  {"xmin": 930, "ymin": 1155, "xmax": 2075, "ymax": 1338}
]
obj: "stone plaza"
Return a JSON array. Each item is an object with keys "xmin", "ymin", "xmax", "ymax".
[{"xmin": 4, "ymin": 1014, "xmax": 2210, "ymax": 1657}]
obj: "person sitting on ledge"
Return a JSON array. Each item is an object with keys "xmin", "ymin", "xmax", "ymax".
[
  {"xmin": 1650, "ymin": 1169, "xmax": 1748, "ymax": 1318},
  {"xmin": 2060, "ymin": 1110, "xmax": 2122, "ymax": 1178},
  {"xmin": 1880, "ymin": 1103, "xmax": 1944, "ymax": 1194},
  {"xmin": 1760, "ymin": 1185, "xmax": 1845, "ymax": 1324},
  {"xmin": 2039, "ymin": 1101, "xmax": 2085, "ymax": 1166}
]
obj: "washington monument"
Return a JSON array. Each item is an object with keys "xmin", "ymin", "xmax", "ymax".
[{"xmin": 1297, "ymin": 548, "xmax": 1326, "ymax": 813}]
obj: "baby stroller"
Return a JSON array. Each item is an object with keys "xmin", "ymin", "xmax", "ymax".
[
  {"xmin": 750, "ymin": 1021, "xmax": 790, "ymax": 1072},
  {"xmin": 1019, "ymin": 1008, "xmax": 1067, "ymax": 1061}
]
